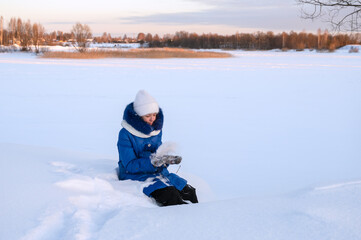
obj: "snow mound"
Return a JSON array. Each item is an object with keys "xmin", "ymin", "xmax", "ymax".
[
  {"xmin": 1, "ymin": 143, "xmax": 361, "ymax": 240},
  {"xmin": 337, "ymin": 44, "xmax": 360, "ymax": 52},
  {"xmin": 0, "ymin": 143, "xmax": 212, "ymax": 240}
]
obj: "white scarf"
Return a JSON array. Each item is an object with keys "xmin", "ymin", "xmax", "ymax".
[{"xmin": 121, "ymin": 120, "xmax": 161, "ymax": 138}]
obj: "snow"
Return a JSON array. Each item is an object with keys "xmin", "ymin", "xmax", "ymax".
[{"xmin": 1, "ymin": 48, "xmax": 361, "ymax": 240}]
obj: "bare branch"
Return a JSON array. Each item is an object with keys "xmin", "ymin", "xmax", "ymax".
[
  {"xmin": 71, "ymin": 22, "xmax": 92, "ymax": 52},
  {"xmin": 297, "ymin": 0, "xmax": 361, "ymax": 31}
]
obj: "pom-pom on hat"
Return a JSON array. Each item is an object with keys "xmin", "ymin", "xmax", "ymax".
[{"xmin": 133, "ymin": 90, "xmax": 159, "ymax": 116}]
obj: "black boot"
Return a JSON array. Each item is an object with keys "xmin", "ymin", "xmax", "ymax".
[
  {"xmin": 151, "ymin": 186, "xmax": 187, "ymax": 206},
  {"xmin": 179, "ymin": 184, "xmax": 198, "ymax": 203}
]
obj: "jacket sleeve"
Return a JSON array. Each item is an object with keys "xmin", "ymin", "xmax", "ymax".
[{"xmin": 117, "ymin": 131, "xmax": 157, "ymax": 174}]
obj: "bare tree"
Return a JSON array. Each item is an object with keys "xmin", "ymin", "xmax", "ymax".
[
  {"xmin": 145, "ymin": 33, "xmax": 153, "ymax": 42},
  {"xmin": 8, "ymin": 18, "xmax": 16, "ymax": 44},
  {"xmin": 0, "ymin": 16, "xmax": 3, "ymax": 46},
  {"xmin": 298, "ymin": 0, "xmax": 361, "ymax": 31},
  {"xmin": 13, "ymin": 18, "xmax": 22, "ymax": 45},
  {"xmin": 14, "ymin": 19, "xmax": 33, "ymax": 51},
  {"xmin": 137, "ymin": 32, "xmax": 145, "ymax": 42},
  {"xmin": 317, "ymin": 28, "xmax": 322, "ymax": 49},
  {"xmin": 57, "ymin": 31, "xmax": 64, "ymax": 42},
  {"xmin": 71, "ymin": 22, "xmax": 92, "ymax": 52},
  {"xmin": 20, "ymin": 20, "xmax": 33, "ymax": 51},
  {"xmin": 122, "ymin": 34, "xmax": 128, "ymax": 42},
  {"xmin": 100, "ymin": 32, "xmax": 107, "ymax": 43},
  {"xmin": 33, "ymin": 23, "xmax": 45, "ymax": 53}
]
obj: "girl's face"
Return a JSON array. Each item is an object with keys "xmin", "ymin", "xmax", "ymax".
[{"xmin": 141, "ymin": 113, "xmax": 157, "ymax": 125}]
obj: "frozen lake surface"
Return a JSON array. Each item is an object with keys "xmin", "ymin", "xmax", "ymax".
[{"xmin": 1, "ymin": 49, "xmax": 361, "ymax": 240}]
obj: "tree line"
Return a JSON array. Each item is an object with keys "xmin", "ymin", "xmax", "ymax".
[
  {"xmin": 0, "ymin": 17, "xmax": 94, "ymax": 52},
  {"xmin": 0, "ymin": 17, "xmax": 46, "ymax": 52},
  {"xmin": 145, "ymin": 30, "xmax": 360, "ymax": 51},
  {"xmin": 1, "ymin": 16, "xmax": 361, "ymax": 52},
  {"xmin": 95, "ymin": 30, "xmax": 361, "ymax": 51}
]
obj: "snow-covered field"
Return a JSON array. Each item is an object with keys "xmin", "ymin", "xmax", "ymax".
[{"xmin": 1, "ymin": 48, "xmax": 361, "ymax": 240}]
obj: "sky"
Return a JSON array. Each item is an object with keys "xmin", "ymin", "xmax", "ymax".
[{"xmin": 1, "ymin": 0, "xmax": 329, "ymax": 36}]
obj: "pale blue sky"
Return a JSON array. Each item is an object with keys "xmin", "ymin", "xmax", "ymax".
[{"xmin": 1, "ymin": 0, "xmax": 328, "ymax": 36}]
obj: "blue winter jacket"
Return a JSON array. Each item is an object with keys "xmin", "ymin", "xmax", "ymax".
[{"xmin": 117, "ymin": 103, "xmax": 187, "ymax": 196}]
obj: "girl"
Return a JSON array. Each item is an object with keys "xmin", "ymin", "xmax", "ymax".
[{"xmin": 117, "ymin": 90, "xmax": 198, "ymax": 206}]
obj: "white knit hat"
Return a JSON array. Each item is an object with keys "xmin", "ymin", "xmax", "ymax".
[{"xmin": 133, "ymin": 90, "xmax": 159, "ymax": 116}]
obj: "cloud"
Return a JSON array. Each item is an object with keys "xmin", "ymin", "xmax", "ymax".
[
  {"xmin": 185, "ymin": 0, "xmax": 296, "ymax": 10},
  {"xmin": 118, "ymin": 4, "xmax": 316, "ymax": 31},
  {"xmin": 115, "ymin": 0, "xmax": 331, "ymax": 32}
]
